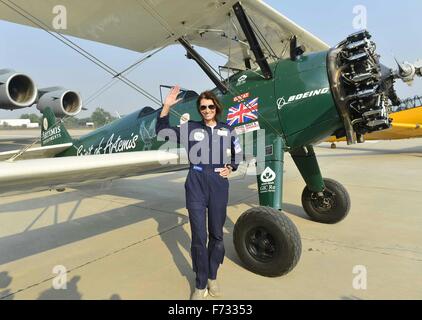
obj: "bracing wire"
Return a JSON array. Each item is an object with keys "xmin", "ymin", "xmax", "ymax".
[
  {"xmin": 0, "ymin": 0, "xmax": 173, "ymax": 160},
  {"xmin": 1, "ymin": 0, "xmax": 187, "ymax": 122},
  {"xmin": 85, "ymin": 47, "xmax": 166, "ymax": 106},
  {"xmin": 2, "ymin": 0, "xmax": 284, "ymax": 158},
  {"xmin": 221, "ymin": 15, "xmax": 282, "ymax": 137},
  {"xmin": 0, "ymin": 0, "xmax": 162, "ymax": 107},
  {"xmin": 248, "ymin": 15, "xmax": 279, "ymax": 61},
  {"xmin": 131, "ymin": 0, "xmax": 281, "ymax": 134}
]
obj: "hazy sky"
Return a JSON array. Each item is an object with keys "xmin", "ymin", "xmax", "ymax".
[{"xmin": 0, "ymin": 0, "xmax": 421, "ymax": 119}]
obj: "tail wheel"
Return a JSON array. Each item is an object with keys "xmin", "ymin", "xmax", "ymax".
[
  {"xmin": 233, "ymin": 207, "xmax": 301, "ymax": 277},
  {"xmin": 302, "ymin": 178, "xmax": 351, "ymax": 224}
]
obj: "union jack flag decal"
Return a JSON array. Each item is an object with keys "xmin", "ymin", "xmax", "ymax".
[{"xmin": 226, "ymin": 97, "xmax": 259, "ymax": 126}]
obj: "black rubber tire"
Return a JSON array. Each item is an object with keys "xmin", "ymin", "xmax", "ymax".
[
  {"xmin": 302, "ymin": 178, "xmax": 351, "ymax": 224},
  {"xmin": 233, "ymin": 207, "xmax": 302, "ymax": 277}
]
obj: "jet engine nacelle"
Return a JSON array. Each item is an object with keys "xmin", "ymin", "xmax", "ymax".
[
  {"xmin": 36, "ymin": 87, "xmax": 82, "ymax": 118},
  {"xmin": 0, "ymin": 69, "xmax": 38, "ymax": 110}
]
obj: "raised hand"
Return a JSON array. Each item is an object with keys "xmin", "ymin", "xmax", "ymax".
[
  {"xmin": 163, "ymin": 85, "xmax": 183, "ymax": 108},
  {"xmin": 160, "ymin": 85, "xmax": 183, "ymax": 118}
]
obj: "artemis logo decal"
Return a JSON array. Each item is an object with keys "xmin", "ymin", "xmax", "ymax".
[
  {"xmin": 277, "ymin": 87, "xmax": 330, "ymax": 110},
  {"xmin": 42, "ymin": 126, "xmax": 62, "ymax": 144},
  {"xmin": 139, "ymin": 119, "xmax": 157, "ymax": 151}
]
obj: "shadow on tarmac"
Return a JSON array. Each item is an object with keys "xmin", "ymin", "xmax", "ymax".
[
  {"xmin": 0, "ymin": 271, "xmax": 14, "ymax": 300},
  {"xmin": 37, "ymin": 275, "xmax": 82, "ymax": 300},
  {"xmin": 0, "ymin": 169, "xmax": 313, "ymax": 299}
]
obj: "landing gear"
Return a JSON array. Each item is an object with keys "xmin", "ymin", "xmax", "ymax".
[
  {"xmin": 233, "ymin": 206, "xmax": 302, "ymax": 277},
  {"xmin": 330, "ymin": 143, "xmax": 337, "ymax": 149},
  {"xmin": 301, "ymin": 178, "xmax": 350, "ymax": 224}
]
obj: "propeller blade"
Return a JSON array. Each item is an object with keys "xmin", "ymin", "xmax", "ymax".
[{"xmin": 394, "ymin": 57, "xmax": 406, "ymax": 74}]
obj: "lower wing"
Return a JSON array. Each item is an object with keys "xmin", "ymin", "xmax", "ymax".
[{"xmin": 0, "ymin": 150, "xmax": 188, "ymax": 196}]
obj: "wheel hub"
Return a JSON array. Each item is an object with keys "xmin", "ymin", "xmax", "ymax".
[
  {"xmin": 246, "ymin": 227, "xmax": 276, "ymax": 263},
  {"xmin": 311, "ymin": 189, "xmax": 336, "ymax": 212}
]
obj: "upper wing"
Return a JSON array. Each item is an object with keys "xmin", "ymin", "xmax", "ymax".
[
  {"xmin": 0, "ymin": 150, "xmax": 188, "ymax": 196},
  {"xmin": 191, "ymin": 0, "xmax": 330, "ymax": 68},
  {"xmin": 0, "ymin": 0, "xmax": 329, "ymax": 69}
]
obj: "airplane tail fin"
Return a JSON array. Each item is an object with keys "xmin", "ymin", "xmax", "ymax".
[{"xmin": 41, "ymin": 107, "xmax": 73, "ymax": 147}]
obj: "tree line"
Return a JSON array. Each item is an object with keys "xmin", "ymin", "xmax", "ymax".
[{"xmin": 19, "ymin": 108, "xmax": 118, "ymax": 129}]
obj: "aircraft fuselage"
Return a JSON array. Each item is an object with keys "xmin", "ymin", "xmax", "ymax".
[{"xmin": 55, "ymin": 51, "xmax": 342, "ymax": 159}]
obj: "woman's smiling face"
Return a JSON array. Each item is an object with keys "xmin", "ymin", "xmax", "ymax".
[{"xmin": 199, "ymin": 98, "xmax": 217, "ymax": 122}]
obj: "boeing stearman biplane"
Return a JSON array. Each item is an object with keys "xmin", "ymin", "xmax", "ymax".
[{"xmin": 0, "ymin": 0, "xmax": 421, "ymax": 277}]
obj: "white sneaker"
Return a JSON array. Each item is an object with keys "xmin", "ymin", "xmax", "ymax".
[
  {"xmin": 191, "ymin": 288, "xmax": 208, "ymax": 300},
  {"xmin": 207, "ymin": 279, "xmax": 221, "ymax": 297}
]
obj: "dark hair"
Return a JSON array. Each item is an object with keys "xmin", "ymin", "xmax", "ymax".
[{"xmin": 196, "ymin": 91, "xmax": 223, "ymax": 121}]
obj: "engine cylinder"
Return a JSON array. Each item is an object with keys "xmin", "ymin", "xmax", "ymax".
[{"xmin": 328, "ymin": 30, "xmax": 392, "ymax": 144}]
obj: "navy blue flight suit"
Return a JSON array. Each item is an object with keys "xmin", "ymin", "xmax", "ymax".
[{"xmin": 156, "ymin": 113, "xmax": 241, "ymax": 289}]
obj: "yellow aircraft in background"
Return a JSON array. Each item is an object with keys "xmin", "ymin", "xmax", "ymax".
[{"xmin": 328, "ymin": 96, "xmax": 422, "ymax": 148}]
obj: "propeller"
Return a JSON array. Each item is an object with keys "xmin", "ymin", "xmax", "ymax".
[{"xmin": 393, "ymin": 57, "xmax": 421, "ymax": 85}]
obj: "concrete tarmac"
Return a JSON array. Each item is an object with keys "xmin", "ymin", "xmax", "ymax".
[{"xmin": 0, "ymin": 138, "xmax": 421, "ymax": 300}]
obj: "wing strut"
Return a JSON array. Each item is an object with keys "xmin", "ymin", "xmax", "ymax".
[
  {"xmin": 178, "ymin": 37, "xmax": 228, "ymax": 94},
  {"xmin": 232, "ymin": 2, "xmax": 273, "ymax": 80}
]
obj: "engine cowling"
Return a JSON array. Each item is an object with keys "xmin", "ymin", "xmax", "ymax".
[
  {"xmin": 36, "ymin": 87, "xmax": 82, "ymax": 118},
  {"xmin": 0, "ymin": 69, "xmax": 38, "ymax": 110}
]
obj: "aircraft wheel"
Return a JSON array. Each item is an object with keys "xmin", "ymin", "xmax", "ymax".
[
  {"xmin": 233, "ymin": 207, "xmax": 302, "ymax": 277},
  {"xmin": 330, "ymin": 143, "xmax": 337, "ymax": 149},
  {"xmin": 302, "ymin": 178, "xmax": 351, "ymax": 224}
]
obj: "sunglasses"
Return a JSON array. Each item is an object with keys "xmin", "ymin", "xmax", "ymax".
[{"xmin": 200, "ymin": 104, "xmax": 216, "ymax": 111}]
